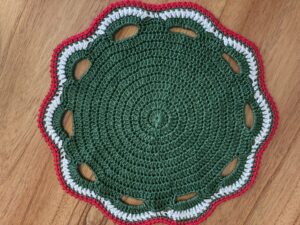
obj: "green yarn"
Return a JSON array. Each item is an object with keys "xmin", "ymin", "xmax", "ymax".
[{"xmin": 51, "ymin": 16, "xmax": 263, "ymax": 213}]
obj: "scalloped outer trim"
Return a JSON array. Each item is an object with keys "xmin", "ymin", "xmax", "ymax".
[{"xmin": 37, "ymin": 1, "xmax": 278, "ymax": 224}]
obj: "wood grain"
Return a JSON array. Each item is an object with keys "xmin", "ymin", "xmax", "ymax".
[{"xmin": 0, "ymin": 0, "xmax": 299, "ymax": 225}]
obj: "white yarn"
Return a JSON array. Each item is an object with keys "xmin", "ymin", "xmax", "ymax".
[{"xmin": 43, "ymin": 7, "xmax": 273, "ymax": 222}]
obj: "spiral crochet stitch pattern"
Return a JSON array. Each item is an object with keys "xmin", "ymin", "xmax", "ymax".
[{"xmin": 38, "ymin": 1, "xmax": 278, "ymax": 224}]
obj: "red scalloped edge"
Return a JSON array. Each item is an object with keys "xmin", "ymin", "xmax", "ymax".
[{"xmin": 37, "ymin": 1, "xmax": 279, "ymax": 224}]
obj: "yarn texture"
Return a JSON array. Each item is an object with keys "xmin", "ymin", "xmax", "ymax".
[{"xmin": 38, "ymin": 1, "xmax": 278, "ymax": 224}]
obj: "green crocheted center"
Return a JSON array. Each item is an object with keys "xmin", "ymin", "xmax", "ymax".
[{"xmin": 52, "ymin": 16, "xmax": 263, "ymax": 213}]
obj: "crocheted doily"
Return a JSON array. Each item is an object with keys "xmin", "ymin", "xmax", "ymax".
[{"xmin": 38, "ymin": 1, "xmax": 278, "ymax": 224}]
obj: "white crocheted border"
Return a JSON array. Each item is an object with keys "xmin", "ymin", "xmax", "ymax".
[{"xmin": 42, "ymin": 6, "xmax": 273, "ymax": 222}]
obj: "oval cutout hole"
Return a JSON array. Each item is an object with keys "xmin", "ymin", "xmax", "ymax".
[
  {"xmin": 62, "ymin": 110, "xmax": 73, "ymax": 137},
  {"xmin": 222, "ymin": 53, "xmax": 240, "ymax": 73},
  {"xmin": 113, "ymin": 25, "xmax": 139, "ymax": 41},
  {"xmin": 245, "ymin": 103, "xmax": 254, "ymax": 129},
  {"xmin": 78, "ymin": 163, "xmax": 96, "ymax": 182},
  {"xmin": 74, "ymin": 58, "xmax": 91, "ymax": 80},
  {"xmin": 176, "ymin": 192, "xmax": 197, "ymax": 202},
  {"xmin": 222, "ymin": 158, "xmax": 238, "ymax": 177},
  {"xmin": 169, "ymin": 27, "xmax": 197, "ymax": 39},
  {"xmin": 121, "ymin": 196, "xmax": 144, "ymax": 206}
]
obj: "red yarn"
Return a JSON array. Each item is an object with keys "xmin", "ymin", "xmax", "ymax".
[{"xmin": 37, "ymin": 1, "xmax": 278, "ymax": 224}]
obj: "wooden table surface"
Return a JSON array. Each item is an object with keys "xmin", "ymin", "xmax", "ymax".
[{"xmin": 1, "ymin": 0, "xmax": 299, "ymax": 224}]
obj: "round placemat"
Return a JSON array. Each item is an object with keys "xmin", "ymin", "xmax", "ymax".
[{"xmin": 38, "ymin": 1, "xmax": 278, "ymax": 224}]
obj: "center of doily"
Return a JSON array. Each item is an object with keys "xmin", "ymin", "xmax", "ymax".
[
  {"xmin": 58, "ymin": 14, "xmax": 263, "ymax": 213},
  {"xmin": 148, "ymin": 110, "xmax": 169, "ymax": 129}
]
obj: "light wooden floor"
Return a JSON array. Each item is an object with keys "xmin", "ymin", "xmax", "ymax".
[{"xmin": 0, "ymin": 0, "xmax": 299, "ymax": 224}]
